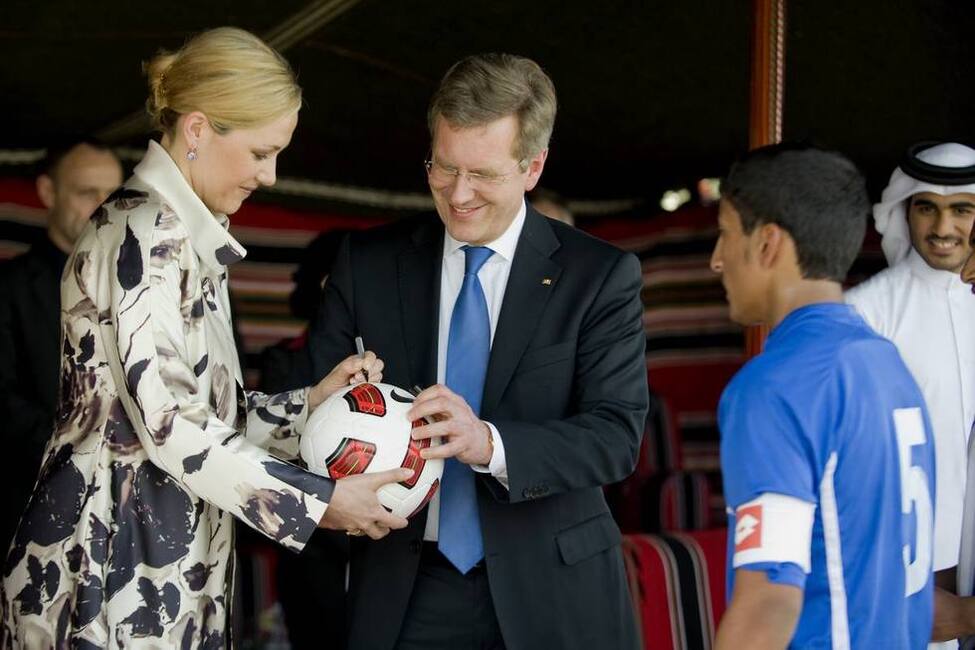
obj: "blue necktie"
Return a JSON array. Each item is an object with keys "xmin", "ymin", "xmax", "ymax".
[{"xmin": 439, "ymin": 245, "xmax": 493, "ymax": 573}]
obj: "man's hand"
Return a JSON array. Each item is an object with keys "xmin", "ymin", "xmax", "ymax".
[
  {"xmin": 308, "ymin": 351, "xmax": 385, "ymax": 409},
  {"xmin": 932, "ymin": 568, "xmax": 975, "ymax": 641},
  {"xmin": 408, "ymin": 384, "xmax": 493, "ymax": 466},
  {"xmin": 319, "ymin": 468, "xmax": 411, "ymax": 540}
]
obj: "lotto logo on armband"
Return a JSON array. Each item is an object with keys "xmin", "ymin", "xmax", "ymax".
[
  {"xmin": 734, "ymin": 504, "xmax": 763, "ymax": 552},
  {"xmin": 732, "ymin": 493, "xmax": 815, "ymax": 572}
]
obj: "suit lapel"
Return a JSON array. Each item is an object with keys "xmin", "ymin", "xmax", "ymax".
[
  {"xmin": 397, "ymin": 220, "xmax": 444, "ymax": 389},
  {"xmin": 481, "ymin": 208, "xmax": 562, "ymax": 416}
]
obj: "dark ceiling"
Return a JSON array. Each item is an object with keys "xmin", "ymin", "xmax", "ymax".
[{"xmin": 2, "ymin": 0, "xmax": 974, "ymax": 211}]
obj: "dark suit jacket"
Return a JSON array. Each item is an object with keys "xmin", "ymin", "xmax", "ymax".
[
  {"xmin": 307, "ymin": 207, "xmax": 649, "ymax": 650},
  {"xmin": 0, "ymin": 237, "xmax": 67, "ymax": 549}
]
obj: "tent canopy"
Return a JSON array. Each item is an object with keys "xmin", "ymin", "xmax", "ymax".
[{"xmin": 3, "ymin": 0, "xmax": 974, "ymax": 207}]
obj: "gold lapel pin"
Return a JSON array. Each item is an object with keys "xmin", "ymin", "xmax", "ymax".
[{"xmin": 542, "ymin": 278, "xmax": 552, "ymax": 285}]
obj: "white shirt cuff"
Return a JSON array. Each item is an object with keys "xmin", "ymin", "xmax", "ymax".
[{"xmin": 471, "ymin": 422, "xmax": 509, "ymax": 490}]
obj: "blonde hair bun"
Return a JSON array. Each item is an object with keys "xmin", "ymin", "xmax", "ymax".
[
  {"xmin": 144, "ymin": 52, "xmax": 177, "ymax": 119},
  {"xmin": 142, "ymin": 27, "xmax": 301, "ymax": 134}
]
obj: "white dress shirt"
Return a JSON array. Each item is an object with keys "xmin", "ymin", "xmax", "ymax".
[
  {"xmin": 846, "ymin": 249, "xmax": 975, "ymax": 578},
  {"xmin": 423, "ymin": 201, "xmax": 525, "ymax": 542}
]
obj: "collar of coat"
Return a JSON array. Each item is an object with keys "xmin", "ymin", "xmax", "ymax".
[{"xmin": 133, "ymin": 140, "xmax": 247, "ymax": 270}]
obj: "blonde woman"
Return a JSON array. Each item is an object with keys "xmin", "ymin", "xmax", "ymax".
[{"xmin": 0, "ymin": 27, "xmax": 408, "ymax": 648}]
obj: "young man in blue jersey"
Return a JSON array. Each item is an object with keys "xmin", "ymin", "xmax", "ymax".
[{"xmin": 712, "ymin": 143, "xmax": 936, "ymax": 649}]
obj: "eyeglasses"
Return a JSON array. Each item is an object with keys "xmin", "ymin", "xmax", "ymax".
[{"xmin": 424, "ymin": 159, "xmax": 525, "ymax": 189}]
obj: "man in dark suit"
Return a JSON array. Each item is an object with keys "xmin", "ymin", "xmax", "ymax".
[
  {"xmin": 0, "ymin": 138, "xmax": 122, "ymax": 550},
  {"xmin": 308, "ymin": 53, "xmax": 648, "ymax": 650}
]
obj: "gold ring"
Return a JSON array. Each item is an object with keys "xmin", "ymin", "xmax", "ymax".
[{"xmin": 347, "ymin": 528, "xmax": 363, "ymax": 537}]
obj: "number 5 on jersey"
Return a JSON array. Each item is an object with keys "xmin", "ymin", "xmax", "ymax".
[{"xmin": 894, "ymin": 407, "xmax": 934, "ymax": 597}]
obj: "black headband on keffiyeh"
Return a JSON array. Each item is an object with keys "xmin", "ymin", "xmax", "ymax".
[{"xmin": 901, "ymin": 142, "xmax": 975, "ymax": 185}]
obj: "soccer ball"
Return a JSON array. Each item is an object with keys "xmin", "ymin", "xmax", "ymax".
[{"xmin": 300, "ymin": 382, "xmax": 443, "ymax": 519}]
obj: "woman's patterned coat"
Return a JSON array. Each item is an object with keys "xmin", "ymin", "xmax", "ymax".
[{"xmin": 0, "ymin": 141, "xmax": 335, "ymax": 648}]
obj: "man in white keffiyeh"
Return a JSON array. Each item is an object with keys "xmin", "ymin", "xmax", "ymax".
[{"xmin": 847, "ymin": 142, "xmax": 975, "ymax": 649}]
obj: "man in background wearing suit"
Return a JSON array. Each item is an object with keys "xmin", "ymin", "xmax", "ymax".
[
  {"xmin": 0, "ymin": 138, "xmax": 122, "ymax": 550},
  {"xmin": 308, "ymin": 53, "xmax": 648, "ymax": 650}
]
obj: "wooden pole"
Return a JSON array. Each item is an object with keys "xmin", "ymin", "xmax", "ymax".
[{"xmin": 745, "ymin": 0, "xmax": 786, "ymax": 357}]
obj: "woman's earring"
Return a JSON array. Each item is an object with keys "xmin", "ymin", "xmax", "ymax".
[{"xmin": 187, "ymin": 148, "xmax": 198, "ymax": 161}]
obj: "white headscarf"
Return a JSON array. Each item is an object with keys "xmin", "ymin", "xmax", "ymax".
[{"xmin": 874, "ymin": 142, "xmax": 975, "ymax": 264}]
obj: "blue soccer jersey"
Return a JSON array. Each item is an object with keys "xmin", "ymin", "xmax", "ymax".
[{"xmin": 720, "ymin": 303, "xmax": 935, "ymax": 649}]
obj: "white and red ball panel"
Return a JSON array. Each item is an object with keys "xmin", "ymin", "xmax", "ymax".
[
  {"xmin": 323, "ymin": 438, "xmax": 377, "ymax": 479},
  {"xmin": 300, "ymin": 382, "xmax": 443, "ymax": 519}
]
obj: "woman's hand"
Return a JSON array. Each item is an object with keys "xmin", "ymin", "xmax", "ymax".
[
  {"xmin": 319, "ymin": 468, "xmax": 412, "ymax": 539},
  {"xmin": 308, "ymin": 351, "xmax": 384, "ymax": 409}
]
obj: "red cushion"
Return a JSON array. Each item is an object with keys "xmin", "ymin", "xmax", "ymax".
[{"xmin": 623, "ymin": 528, "xmax": 727, "ymax": 650}]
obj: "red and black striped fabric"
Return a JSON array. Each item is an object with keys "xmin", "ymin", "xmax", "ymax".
[
  {"xmin": 591, "ymin": 205, "xmax": 743, "ymax": 530},
  {"xmin": 643, "ymin": 471, "xmax": 713, "ymax": 534},
  {"xmin": 606, "ymin": 394, "xmax": 713, "ymax": 535},
  {"xmin": 622, "ymin": 529, "xmax": 728, "ymax": 650}
]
